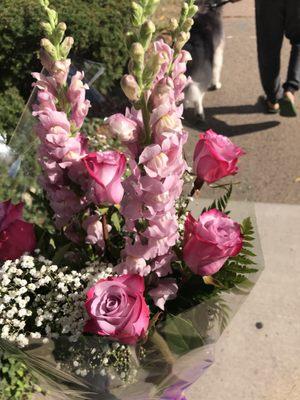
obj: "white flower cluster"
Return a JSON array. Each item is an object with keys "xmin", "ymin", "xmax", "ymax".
[
  {"xmin": 58, "ymin": 338, "xmax": 136, "ymax": 382},
  {"xmin": 0, "ymin": 254, "xmax": 113, "ymax": 347}
]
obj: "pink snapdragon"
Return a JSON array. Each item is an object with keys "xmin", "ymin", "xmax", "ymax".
[
  {"xmin": 32, "ymin": 57, "xmax": 92, "ymax": 232},
  {"xmin": 114, "ymin": 41, "xmax": 190, "ymax": 285}
]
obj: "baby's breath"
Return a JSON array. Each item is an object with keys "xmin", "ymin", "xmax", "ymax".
[{"xmin": 0, "ymin": 254, "xmax": 112, "ymax": 347}]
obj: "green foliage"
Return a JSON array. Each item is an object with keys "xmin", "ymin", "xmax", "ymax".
[
  {"xmin": 0, "ymin": 352, "xmax": 44, "ymax": 399},
  {"xmin": 0, "ymin": 0, "xmax": 131, "ymax": 99},
  {"xmin": 160, "ymin": 314, "xmax": 203, "ymax": 356},
  {"xmin": 214, "ymin": 217, "xmax": 258, "ymax": 289},
  {"xmin": 203, "ymin": 183, "xmax": 233, "ymax": 214},
  {"xmin": 0, "ymin": 87, "xmax": 25, "ymax": 136}
]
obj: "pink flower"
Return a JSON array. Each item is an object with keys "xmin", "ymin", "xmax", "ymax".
[
  {"xmin": 151, "ymin": 252, "xmax": 174, "ymax": 277},
  {"xmin": 52, "ymin": 59, "xmax": 71, "ymax": 86},
  {"xmin": 139, "ymin": 132, "xmax": 186, "ymax": 179},
  {"xmin": 84, "ymin": 274, "xmax": 150, "ymax": 344},
  {"xmin": 153, "ymin": 40, "xmax": 174, "ymax": 82},
  {"xmin": 193, "ymin": 129, "xmax": 245, "ymax": 184},
  {"xmin": 83, "ymin": 151, "xmax": 126, "ymax": 205},
  {"xmin": 183, "ymin": 210, "xmax": 243, "ymax": 276},
  {"xmin": 121, "ymin": 74, "xmax": 141, "ymax": 101},
  {"xmin": 108, "ymin": 113, "xmax": 139, "ymax": 143},
  {"xmin": 0, "ymin": 201, "xmax": 36, "ymax": 261},
  {"xmin": 67, "ymin": 71, "xmax": 90, "ymax": 128},
  {"xmin": 149, "ymin": 279, "xmax": 178, "ymax": 310},
  {"xmin": 83, "ymin": 215, "xmax": 111, "ymax": 250}
]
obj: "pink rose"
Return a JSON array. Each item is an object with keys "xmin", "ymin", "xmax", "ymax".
[
  {"xmin": 84, "ymin": 274, "xmax": 150, "ymax": 344},
  {"xmin": 0, "ymin": 201, "xmax": 36, "ymax": 261},
  {"xmin": 183, "ymin": 210, "xmax": 243, "ymax": 276},
  {"xmin": 193, "ymin": 129, "xmax": 245, "ymax": 184},
  {"xmin": 83, "ymin": 151, "xmax": 126, "ymax": 205}
]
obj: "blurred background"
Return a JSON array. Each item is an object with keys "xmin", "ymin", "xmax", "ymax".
[{"xmin": 0, "ymin": 0, "xmax": 299, "ymax": 399}]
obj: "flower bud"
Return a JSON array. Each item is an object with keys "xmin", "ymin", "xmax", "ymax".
[
  {"xmin": 188, "ymin": 5, "xmax": 199, "ymax": 18},
  {"xmin": 39, "ymin": 47, "xmax": 55, "ymax": 71},
  {"xmin": 140, "ymin": 21, "xmax": 156, "ymax": 49},
  {"xmin": 41, "ymin": 21, "xmax": 53, "ymax": 36},
  {"xmin": 182, "ymin": 18, "xmax": 194, "ymax": 32},
  {"xmin": 130, "ymin": 43, "xmax": 144, "ymax": 78},
  {"xmin": 40, "ymin": 38, "xmax": 57, "ymax": 59},
  {"xmin": 57, "ymin": 22, "xmax": 67, "ymax": 41},
  {"xmin": 60, "ymin": 36, "xmax": 74, "ymax": 58},
  {"xmin": 131, "ymin": 42, "xmax": 145, "ymax": 60},
  {"xmin": 144, "ymin": 0, "xmax": 160, "ymax": 17},
  {"xmin": 143, "ymin": 53, "xmax": 163, "ymax": 87},
  {"xmin": 132, "ymin": 1, "xmax": 144, "ymax": 27},
  {"xmin": 170, "ymin": 18, "xmax": 179, "ymax": 31},
  {"xmin": 175, "ymin": 31, "xmax": 190, "ymax": 52},
  {"xmin": 121, "ymin": 74, "xmax": 141, "ymax": 102}
]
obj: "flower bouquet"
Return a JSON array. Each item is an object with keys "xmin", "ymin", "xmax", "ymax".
[{"xmin": 0, "ymin": 1, "xmax": 263, "ymax": 399}]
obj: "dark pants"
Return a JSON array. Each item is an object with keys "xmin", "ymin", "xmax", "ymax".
[{"xmin": 255, "ymin": 0, "xmax": 300, "ymax": 103}]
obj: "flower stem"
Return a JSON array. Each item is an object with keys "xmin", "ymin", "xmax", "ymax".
[
  {"xmin": 141, "ymin": 93, "xmax": 152, "ymax": 145},
  {"xmin": 102, "ymin": 214, "xmax": 109, "ymax": 244},
  {"xmin": 190, "ymin": 177, "xmax": 204, "ymax": 197}
]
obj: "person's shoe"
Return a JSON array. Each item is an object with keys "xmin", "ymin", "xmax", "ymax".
[
  {"xmin": 259, "ymin": 96, "xmax": 280, "ymax": 114},
  {"xmin": 280, "ymin": 91, "xmax": 297, "ymax": 117}
]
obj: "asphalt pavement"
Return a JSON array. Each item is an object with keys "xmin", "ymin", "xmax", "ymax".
[{"xmin": 184, "ymin": 0, "xmax": 300, "ymax": 204}]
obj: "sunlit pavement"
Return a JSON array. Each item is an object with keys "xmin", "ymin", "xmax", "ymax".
[
  {"xmin": 184, "ymin": 0, "xmax": 300, "ymax": 204},
  {"xmin": 187, "ymin": 2, "xmax": 300, "ymax": 398},
  {"xmin": 187, "ymin": 201, "xmax": 300, "ymax": 400}
]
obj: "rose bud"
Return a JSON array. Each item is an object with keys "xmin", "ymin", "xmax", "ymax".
[
  {"xmin": 0, "ymin": 200, "xmax": 36, "ymax": 261},
  {"xmin": 183, "ymin": 210, "xmax": 243, "ymax": 276},
  {"xmin": 193, "ymin": 129, "xmax": 245, "ymax": 184},
  {"xmin": 83, "ymin": 151, "xmax": 126, "ymax": 205},
  {"xmin": 84, "ymin": 274, "xmax": 150, "ymax": 344}
]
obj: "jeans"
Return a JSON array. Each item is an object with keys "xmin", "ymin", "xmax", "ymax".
[{"xmin": 255, "ymin": 0, "xmax": 300, "ymax": 102}]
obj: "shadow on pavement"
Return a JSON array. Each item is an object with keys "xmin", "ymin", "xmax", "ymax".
[{"xmin": 183, "ymin": 101, "xmax": 281, "ymax": 137}]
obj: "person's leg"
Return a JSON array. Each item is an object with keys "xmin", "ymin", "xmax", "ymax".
[
  {"xmin": 279, "ymin": 0, "xmax": 300, "ymax": 116},
  {"xmin": 283, "ymin": 0, "xmax": 300, "ymax": 94},
  {"xmin": 255, "ymin": 0, "xmax": 285, "ymax": 105}
]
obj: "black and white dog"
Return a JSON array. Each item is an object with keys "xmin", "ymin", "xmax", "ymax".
[{"xmin": 184, "ymin": 0, "xmax": 228, "ymax": 121}]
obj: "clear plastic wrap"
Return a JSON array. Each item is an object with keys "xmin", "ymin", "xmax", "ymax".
[
  {"xmin": 0, "ymin": 204, "xmax": 263, "ymax": 399},
  {"xmin": 1, "ymin": 58, "xmax": 264, "ymax": 400}
]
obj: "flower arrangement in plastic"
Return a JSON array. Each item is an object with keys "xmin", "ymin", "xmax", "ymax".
[{"xmin": 0, "ymin": 1, "xmax": 263, "ymax": 399}]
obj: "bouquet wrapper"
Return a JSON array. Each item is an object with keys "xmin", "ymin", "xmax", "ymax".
[
  {"xmin": 0, "ymin": 201, "xmax": 264, "ymax": 399},
  {"xmin": 1, "ymin": 62, "xmax": 264, "ymax": 399}
]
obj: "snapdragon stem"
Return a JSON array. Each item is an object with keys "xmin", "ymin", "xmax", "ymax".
[
  {"xmin": 141, "ymin": 93, "xmax": 152, "ymax": 145},
  {"xmin": 102, "ymin": 214, "xmax": 109, "ymax": 244}
]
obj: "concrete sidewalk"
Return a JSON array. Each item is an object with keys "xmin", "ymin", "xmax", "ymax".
[{"xmin": 187, "ymin": 202, "xmax": 300, "ymax": 400}]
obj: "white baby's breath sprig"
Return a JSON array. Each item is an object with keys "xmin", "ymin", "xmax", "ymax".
[{"xmin": 0, "ymin": 254, "xmax": 113, "ymax": 347}]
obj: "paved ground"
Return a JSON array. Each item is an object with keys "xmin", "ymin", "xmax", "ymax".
[
  {"xmin": 185, "ymin": 2, "xmax": 300, "ymax": 398},
  {"xmin": 187, "ymin": 201, "xmax": 300, "ymax": 400},
  {"xmin": 184, "ymin": 0, "xmax": 300, "ymax": 204}
]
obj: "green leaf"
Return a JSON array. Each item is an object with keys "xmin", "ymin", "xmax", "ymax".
[
  {"xmin": 52, "ymin": 243, "xmax": 72, "ymax": 265},
  {"xmin": 205, "ymin": 183, "xmax": 233, "ymax": 213},
  {"xmin": 111, "ymin": 212, "xmax": 121, "ymax": 232},
  {"xmin": 161, "ymin": 314, "xmax": 203, "ymax": 356}
]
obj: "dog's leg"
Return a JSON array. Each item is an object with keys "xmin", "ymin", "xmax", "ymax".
[
  {"xmin": 194, "ymin": 91, "xmax": 206, "ymax": 121},
  {"xmin": 211, "ymin": 38, "xmax": 225, "ymax": 90}
]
